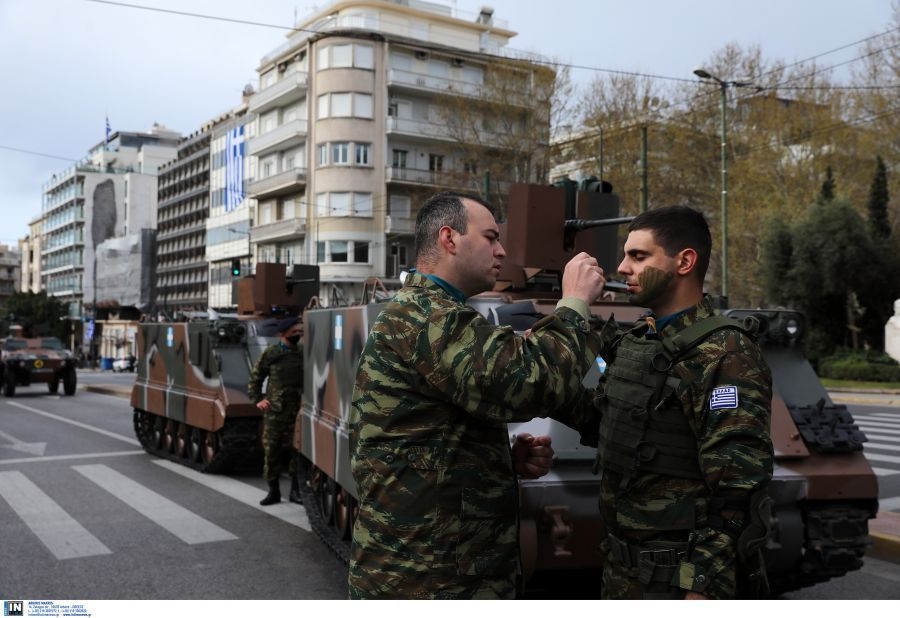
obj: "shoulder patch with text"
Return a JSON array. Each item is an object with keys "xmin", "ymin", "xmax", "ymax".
[{"xmin": 710, "ymin": 385, "xmax": 739, "ymax": 410}]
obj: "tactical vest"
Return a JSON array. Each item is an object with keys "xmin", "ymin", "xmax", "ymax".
[{"xmin": 597, "ymin": 315, "xmax": 751, "ymax": 485}]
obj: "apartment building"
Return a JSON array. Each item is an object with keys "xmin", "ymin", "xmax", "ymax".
[
  {"xmin": 156, "ymin": 127, "xmax": 214, "ymax": 316},
  {"xmin": 0, "ymin": 244, "xmax": 20, "ymax": 310},
  {"xmin": 246, "ymin": 0, "xmax": 549, "ymax": 303},
  {"xmin": 41, "ymin": 124, "xmax": 180, "ymax": 318},
  {"xmin": 18, "ymin": 216, "xmax": 42, "ymax": 294},
  {"xmin": 205, "ymin": 101, "xmax": 254, "ymax": 311}
]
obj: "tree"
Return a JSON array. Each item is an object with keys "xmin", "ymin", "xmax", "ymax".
[
  {"xmin": 433, "ymin": 58, "xmax": 576, "ymax": 215},
  {"xmin": 1, "ymin": 291, "xmax": 68, "ymax": 340},
  {"xmin": 867, "ymin": 155, "xmax": 891, "ymax": 239},
  {"xmin": 817, "ymin": 166, "xmax": 836, "ymax": 204}
]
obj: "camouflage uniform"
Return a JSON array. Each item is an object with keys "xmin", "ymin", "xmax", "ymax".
[
  {"xmin": 248, "ymin": 341, "xmax": 303, "ymax": 482},
  {"xmin": 584, "ymin": 295, "xmax": 773, "ymax": 599},
  {"xmin": 348, "ymin": 273, "xmax": 601, "ymax": 599}
]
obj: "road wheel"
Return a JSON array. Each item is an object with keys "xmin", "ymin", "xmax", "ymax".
[
  {"xmin": 320, "ymin": 477, "xmax": 336, "ymax": 526},
  {"xmin": 163, "ymin": 419, "xmax": 177, "ymax": 453},
  {"xmin": 201, "ymin": 430, "xmax": 221, "ymax": 467},
  {"xmin": 63, "ymin": 368, "xmax": 77, "ymax": 396},
  {"xmin": 334, "ymin": 487, "xmax": 357, "ymax": 540},
  {"xmin": 48, "ymin": 379, "xmax": 59, "ymax": 394},
  {"xmin": 174, "ymin": 423, "xmax": 190, "ymax": 459},
  {"xmin": 188, "ymin": 427, "xmax": 204, "ymax": 463},
  {"xmin": 151, "ymin": 415, "xmax": 165, "ymax": 450}
]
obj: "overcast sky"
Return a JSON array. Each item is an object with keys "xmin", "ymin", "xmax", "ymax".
[{"xmin": 0, "ymin": 0, "xmax": 894, "ymax": 247}]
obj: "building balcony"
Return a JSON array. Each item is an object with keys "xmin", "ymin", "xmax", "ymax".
[
  {"xmin": 159, "ymin": 184, "xmax": 209, "ymax": 209},
  {"xmin": 249, "ymin": 70, "xmax": 308, "ymax": 114},
  {"xmin": 251, "ymin": 217, "xmax": 307, "ymax": 244},
  {"xmin": 247, "ymin": 167, "xmax": 307, "ymax": 199},
  {"xmin": 385, "ymin": 216, "xmax": 415, "ymax": 234},
  {"xmin": 247, "ymin": 119, "xmax": 307, "ymax": 158},
  {"xmin": 385, "ymin": 116, "xmax": 454, "ymax": 142},
  {"xmin": 385, "ymin": 166, "xmax": 460, "ymax": 188},
  {"xmin": 387, "ymin": 69, "xmax": 481, "ymax": 98}
]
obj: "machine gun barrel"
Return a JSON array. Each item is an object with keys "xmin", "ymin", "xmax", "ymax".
[{"xmin": 564, "ymin": 216, "xmax": 635, "ymax": 232}]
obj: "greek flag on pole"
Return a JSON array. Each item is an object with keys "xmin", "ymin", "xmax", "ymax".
[
  {"xmin": 225, "ymin": 125, "xmax": 245, "ymax": 212},
  {"xmin": 105, "ymin": 116, "xmax": 111, "ymax": 143},
  {"xmin": 709, "ymin": 385, "xmax": 739, "ymax": 410}
]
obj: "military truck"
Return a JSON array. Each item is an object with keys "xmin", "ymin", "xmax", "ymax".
[
  {"xmin": 1, "ymin": 326, "xmax": 78, "ymax": 397},
  {"xmin": 130, "ymin": 263, "xmax": 319, "ymax": 473},
  {"xmin": 294, "ymin": 181, "xmax": 878, "ymax": 594}
]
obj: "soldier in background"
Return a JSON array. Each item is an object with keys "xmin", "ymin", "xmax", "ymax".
[
  {"xmin": 348, "ymin": 191, "xmax": 607, "ymax": 599},
  {"xmin": 581, "ymin": 205, "xmax": 774, "ymax": 599},
  {"xmin": 248, "ymin": 316, "xmax": 304, "ymax": 506}
]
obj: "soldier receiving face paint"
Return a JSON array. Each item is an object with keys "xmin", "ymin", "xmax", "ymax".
[{"xmin": 577, "ymin": 204, "xmax": 774, "ymax": 600}]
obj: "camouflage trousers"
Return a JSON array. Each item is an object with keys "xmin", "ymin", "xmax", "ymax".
[
  {"xmin": 262, "ymin": 410, "xmax": 297, "ymax": 482},
  {"xmin": 600, "ymin": 535, "xmax": 689, "ymax": 600}
]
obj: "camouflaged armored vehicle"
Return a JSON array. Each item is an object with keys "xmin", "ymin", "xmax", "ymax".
[
  {"xmin": 294, "ymin": 182, "xmax": 878, "ymax": 594},
  {"xmin": 130, "ymin": 263, "xmax": 318, "ymax": 473},
  {"xmin": 0, "ymin": 329, "xmax": 78, "ymax": 397}
]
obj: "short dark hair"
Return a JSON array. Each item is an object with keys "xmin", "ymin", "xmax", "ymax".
[
  {"xmin": 414, "ymin": 191, "xmax": 493, "ymax": 264},
  {"xmin": 628, "ymin": 205, "xmax": 711, "ymax": 283}
]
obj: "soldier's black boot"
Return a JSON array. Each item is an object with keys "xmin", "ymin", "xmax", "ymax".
[
  {"xmin": 288, "ymin": 476, "xmax": 303, "ymax": 504},
  {"xmin": 259, "ymin": 479, "xmax": 281, "ymax": 506}
]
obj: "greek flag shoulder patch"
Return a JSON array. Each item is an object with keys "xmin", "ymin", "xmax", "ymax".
[{"xmin": 710, "ymin": 385, "xmax": 739, "ymax": 410}]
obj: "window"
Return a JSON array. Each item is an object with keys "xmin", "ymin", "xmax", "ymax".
[
  {"xmin": 259, "ymin": 203, "xmax": 273, "ymax": 225},
  {"xmin": 354, "ymin": 242, "xmax": 369, "ymax": 263},
  {"xmin": 390, "ymin": 52, "xmax": 412, "ymax": 71},
  {"xmin": 390, "ymin": 195, "xmax": 411, "ymax": 218},
  {"xmin": 429, "ymin": 154, "xmax": 444, "ymax": 172},
  {"xmin": 330, "ymin": 241, "xmax": 348, "ymax": 262},
  {"xmin": 332, "ymin": 142, "xmax": 350, "ymax": 165},
  {"xmin": 464, "ymin": 160, "xmax": 478, "ymax": 175},
  {"xmin": 317, "ymin": 94, "xmax": 329, "ymax": 119},
  {"xmin": 355, "ymin": 143, "xmax": 371, "ymax": 165},
  {"xmin": 317, "ymin": 144, "xmax": 328, "ymax": 166},
  {"xmin": 318, "ymin": 43, "xmax": 374, "ymax": 70},
  {"xmin": 316, "ymin": 241, "xmax": 326, "ymax": 262},
  {"xmin": 315, "ymin": 192, "xmax": 327, "ymax": 217},
  {"xmin": 392, "ymin": 149, "xmax": 408, "ymax": 168},
  {"xmin": 262, "ymin": 161, "xmax": 274, "ymax": 177},
  {"xmin": 331, "ymin": 93, "xmax": 352, "ymax": 117},
  {"xmin": 354, "ymin": 45, "xmax": 374, "ymax": 69},
  {"xmin": 281, "ymin": 199, "xmax": 295, "ymax": 219},
  {"xmin": 332, "ymin": 44, "xmax": 352, "ymax": 67},
  {"xmin": 354, "ymin": 193, "xmax": 372, "ymax": 217},
  {"xmin": 330, "ymin": 192, "xmax": 351, "ymax": 216},
  {"xmin": 354, "ymin": 93, "xmax": 373, "ymax": 118}
]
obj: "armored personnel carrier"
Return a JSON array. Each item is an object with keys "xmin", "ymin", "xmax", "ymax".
[
  {"xmin": 294, "ymin": 181, "xmax": 878, "ymax": 594},
  {"xmin": 1, "ymin": 326, "xmax": 78, "ymax": 397},
  {"xmin": 130, "ymin": 263, "xmax": 318, "ymax": 473}
]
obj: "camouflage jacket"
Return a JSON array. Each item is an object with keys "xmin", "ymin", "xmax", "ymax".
[
  {"xmin": 348, "ymin": 273, "xmax": 601, "ymax": 599},
  {"xmin": 587, "ymin": 295, "xmax": 774, "ymax": 599},
  {"xmin": 247, "ymin": 342, "xmax": 303, "ymax": 417}
]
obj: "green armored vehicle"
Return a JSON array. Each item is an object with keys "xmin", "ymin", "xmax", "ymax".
[
  {"xmin": 1, "ymin": 328, "xmax": 78, "ymax": 397},
  {"xmin": 131, "ymin": 263, "xmax": 318, "ymax": 473}
]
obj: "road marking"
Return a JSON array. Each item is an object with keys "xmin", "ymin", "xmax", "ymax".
[
  {"xmin": 856, "ymin": 419, "xmax": 900, "ymax": 428},
  {"xmin": 857, "ymin": 423, "xmax": 900, "ymax": 436},
  {"xmin": 870, "ymin": 413, "xmax": 900, "ymax": 420},
  {"xmin": 871, "ymin": 467, "xmax": 900, "ymax": 477},
  {"xmin": 0, "ymin": 427, "xmax": 47, "ymax": 456},
  {"xmin": 860, "ymin": 434, "xmax": 900, "ymax": 444},
  {"xmin": 153, "ymin": 459, "xmax": 312, "ymax": 532},
  {"xmin": 4, "ymin": 401, "xmax": 140, "ymax": 446},
  {"xmin": 878, "ymin": 496, "xmax": 900, "ymax": 511},
  {"xmin": 864, "ymin": 452, "xmax": 900, "ymax": 465},
  {"xmin": 74, "ymin": 464, "xmax": 237, "ymax": 545},
  {"xmin": 0, "ymin": 470, "xmax": 111, "ymax": 560},
  {"xmin": 865, "ymin": 442, "xmax": 900, "ymax": 453},
  {"xmin": 0, "ymin": 450, "xmax": 146, "ymax": 466}
]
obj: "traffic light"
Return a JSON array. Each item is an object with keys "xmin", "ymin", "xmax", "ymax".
[{"xmin": 231, "ymin": 258, "xmax": 241, "ymax": 277}]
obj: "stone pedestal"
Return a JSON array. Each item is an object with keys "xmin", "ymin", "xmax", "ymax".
[{"xmin": 886, "ymin": 299, "xmax": 900, "ymax": 363}]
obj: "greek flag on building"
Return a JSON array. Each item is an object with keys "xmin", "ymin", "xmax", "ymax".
[{"xmin": 225, "ymin": 125, "xmax": 245, "ymax": 212}]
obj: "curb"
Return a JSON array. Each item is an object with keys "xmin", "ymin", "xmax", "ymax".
[
  {"xmin": 869, "ymin": 511, "xmax": 900, "ymax": 564},
  {"xmin": 81, "ymin": 384, "xmax": 131, "ymax": 399}
]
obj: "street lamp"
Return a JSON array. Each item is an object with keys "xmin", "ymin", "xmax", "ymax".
[{"xmin": 693, "ymin": 67, "xmax": 755, "ymax": 301}]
